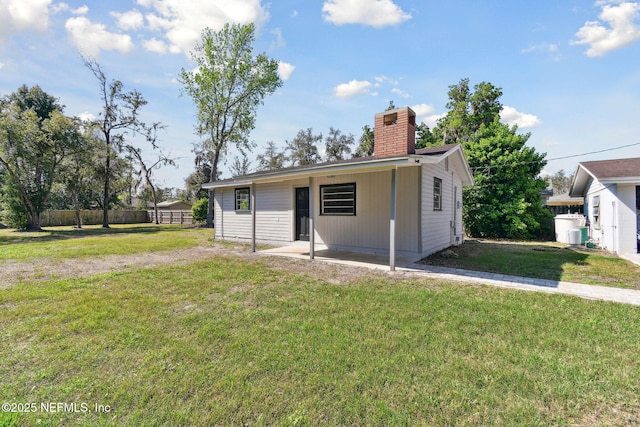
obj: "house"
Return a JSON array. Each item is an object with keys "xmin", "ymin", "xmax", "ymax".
[
  {"xmin": 569, "ymin": 157, "xmax": 640, "ymax": 255},
  {"xmin": 202, "ymin": 106, "xmax": 474, "ymax": 270},
  {"xmin": 156, "ymin": 200, "xmax": 193, "ymax": 210},
  {"xmin": 545, "ymin": 192, "xmax": 584, "ymax": 216}
]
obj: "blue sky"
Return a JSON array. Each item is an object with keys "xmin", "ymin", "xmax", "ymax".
[{"xmin": 1, "ymin": 0, "xmax": 639, "ymax": 190}]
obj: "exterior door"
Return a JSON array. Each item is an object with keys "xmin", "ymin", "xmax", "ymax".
[{"xmin": 295, "ymin": 187, "xmax": 310, "ymax": 241}]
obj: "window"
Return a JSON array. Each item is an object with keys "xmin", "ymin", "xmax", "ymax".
[
  {"xmin": 591, "ymin": 195, "xmax": 600, "ymax": 228},
  {"xmin": 235, "ymin": 187, "xmax": 250, "ymax": 211},
  {"xmin": 433, "ymin": 177, "xmax": 442, "ymax": 211},
  {"xmin": 321, "ymin": 183, "xmax": 356, "ymax": 215}
]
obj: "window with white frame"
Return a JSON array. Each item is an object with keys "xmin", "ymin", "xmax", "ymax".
[
  {"xmin": 591, "ymin": 195, "xmax": 600, "ymax": 229},
  {"xmin": 320, "ymin": 183, "xmax": 356, "ymax": 215},
  {"xmin": 235, "ymin": 187, "xmax": 250, "ymax": 211},
  {"xmin": 434, "ymin": 177, "xmax": 442, "ymax": 211}
]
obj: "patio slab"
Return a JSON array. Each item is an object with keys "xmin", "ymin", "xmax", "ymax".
[{"xmin": 259, "ymin": 245, "xmax": 418, "ymax": 271}]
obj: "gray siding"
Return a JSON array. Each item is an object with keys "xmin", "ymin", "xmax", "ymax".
[
  {"xmin": 255, "ymin": 182, "xmax": 292, "ymax": 243},
  {"xmin": 313, "ymin": 168, "xmax": 420, "ymax": 254},
  {"xmin": 421, "ymin": 162, "xmax": 459, "ymax": 256},
  {"xmin": 214, "ymin": 188, "xmax": 252, "ymax": 240}
]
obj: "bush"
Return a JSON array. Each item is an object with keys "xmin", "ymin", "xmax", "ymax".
[
  {"xmin": 0, "ymin": 196, "xmax": 28, "ymax": 230},
  {"xmin": 192, "ymin": 198, "xmax": 209, "ymax": 223}
]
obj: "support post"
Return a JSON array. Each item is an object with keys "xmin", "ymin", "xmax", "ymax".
[
  {"xmin": 309, "ymin": 177, "xmax": 315, "ymax": 260},
  {"xmin": 389, "ymin": 167, "xmax": 397, "ymax": 271},
  {"xmin": 251, "ymin": 184, "xmax": 256, "ymax": 253}
]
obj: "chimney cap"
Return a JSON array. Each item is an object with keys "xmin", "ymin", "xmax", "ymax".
[{"xmin": 375, "ymin": 105, "xmax": 416, "ymax": 118}]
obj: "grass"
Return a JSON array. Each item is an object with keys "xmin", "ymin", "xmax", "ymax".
[
  {"xmin": 421, "ymin": 239, "xmax": 640, "ymax": 289},
  {"xmin": 0, "ymin": 224, "xmax": 212, "ymax": 261},
  {"xmin": 1, "ymin": 231, "xmax": 640, "ymax": 425}
]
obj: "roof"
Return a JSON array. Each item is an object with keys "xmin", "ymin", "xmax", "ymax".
[
  {"xmin": 203, "ymin": 143, "xmax": 474, "ymax": 189},
  {"xmin": 569, "ymin": 157, "xmax": 640, "ymax": 197},
  {"xmin": 156, "ymin": 200, "xmax": 192, "ymax": 208},
  {"xmin": 546, "ymin": 193, "xmax": 584, "ymax": 206}
]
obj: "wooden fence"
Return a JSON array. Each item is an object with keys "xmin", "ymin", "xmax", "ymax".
[
  {"xmin": 147, "ymin": 210, "xmax": 195, "ymax": 225},
  {"xmin": 40, "ymin": 210, "xmax": 149, "ymax": 226}
]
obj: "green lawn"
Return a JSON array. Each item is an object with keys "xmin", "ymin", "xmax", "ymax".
[
  {"xmin": 1, "ymin": 227, "xmax": 640, "ymax": 426},
  {"xmin": 421, "ymin": 239, "xmax": 640, "ymax": 289},
  {"xmin": 0, "ymin": 224, "xmax": 211, "ymax": 261}
]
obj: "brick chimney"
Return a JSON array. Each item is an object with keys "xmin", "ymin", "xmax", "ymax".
[{"xmin": 374, "ymin": 106, "xmax": 416, "ymax": 158}]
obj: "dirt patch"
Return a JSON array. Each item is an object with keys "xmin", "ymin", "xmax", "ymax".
[
  {"xmin": 0, "ymin": 244, "xmax": 394, "ymax": 289},
  {"xmin": 0, "ymin": 244, "xmax": 250, "ymax": 288}
]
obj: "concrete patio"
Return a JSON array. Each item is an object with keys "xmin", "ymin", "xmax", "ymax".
[
  {"xmin": 259, "ymin": 244, "xmax": 418, "ymax": 271},
  {"xmin": 258, "ymin": 244, "xmax": 640, "ymax": 306}
]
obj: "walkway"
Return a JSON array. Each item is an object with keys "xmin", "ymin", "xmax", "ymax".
[
  {"xmin": 260, "ymin": 246, "xmax": 640, "ymax": 306},
  {"xmin": 405, "ymin": 263, "xmax": 640, "ymax": 306}
]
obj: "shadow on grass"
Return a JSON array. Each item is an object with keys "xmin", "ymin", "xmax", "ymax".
[
  {"xmin": 0, "ymin": 224, "xmax": 194, "ymax": 245},
  {"xmin": 420, "ymin": 239, "xmax": 590, "ymax": 282}
]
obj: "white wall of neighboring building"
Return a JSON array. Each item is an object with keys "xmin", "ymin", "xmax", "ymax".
[{"xmin": 584, "ymin": 180, "xmax": 639, "ymax": 254}]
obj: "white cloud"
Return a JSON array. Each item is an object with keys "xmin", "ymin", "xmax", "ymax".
[
  {"xmin": 411, "ymin": 103, "xmax": 444, "ymax": 128},
  {"xmin": 65, "ymin": 16, "xmax": 134, "ymax": 57},
  {"xmin": 72, "ymin": 5, "xmax": 88, "ymax": 15},
  {"xmin": 51, "ymin": 3, "xmax": 88, "ymax": 15},
  {"xmin": 334, "ymin": 79, "xmax": 371, "ymax": 97},
  {"xmin": 391, "ymin": 87, "xmax": 409, "ymax": 98},
  {"xmin": 0, "ymin": 0, "xmax": 51, "ymax": 40},
  {"xmin": 572, "ymin": 1, "xmax": 640, "ymax": 56},
  {"xmin": 500, "ymin": 106, "xmax": 542, "ymax": 128},
  {"xmin": 278, "ymin": 61, "xmax": 295, "ymax": 80},
  {"xmin": 375, "ymin": 74, "xmax": 399, "ymax": 86},
  {"xmin": 143, "ymin": 37, "xmax": 168, "ymax": 53},
  {"xmin": 270, "ymin": 28, "xmax": 285, "ymax": 50},
  {"xmin": 136, "ymin": 0, "xmax": 269, "ymax": 55},
  {"xmin": 322, "ymin": 0, "xmax": 411, "ymax": 27},
  {"xmin": 77, "ymin": 111, "xmax": 96, "ymax": 122},
  {"xmin": 111, "ymin": 10, "xmax": 144, "ymax": 31}
]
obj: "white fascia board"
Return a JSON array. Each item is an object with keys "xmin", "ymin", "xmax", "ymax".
[
  {"xmin": 202, "ymin": 180, "xmax": 253, "ymax": 189},
  {"xmin": 598, "ymin": 176, "xmax": 640, "ymax": 185},
  {"xmin": 203, "ymin": 157, "xmax": 417, "ymax": 189}
]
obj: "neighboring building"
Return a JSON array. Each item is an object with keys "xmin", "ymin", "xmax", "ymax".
[
  {"xmin": 569, "ymin": 157, "xmax": 640, "ymax": 255},
  {"xmin": 545, "ymin": 193, "xmax": 584, "ymax": 216},
  {"xmin": 156, "ymin": 200, "xmax": 193, "ymax": 210},
  {"xmin": 203, "ymin": 107, "xmax": 474, "ymax": 270}
]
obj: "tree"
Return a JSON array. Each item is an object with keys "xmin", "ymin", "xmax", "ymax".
[
  {"xmin": 353, "ymin": 125, "xmax": 374, "ymax": 157},
  {"xmin": 180, "ymin": 23, "xmax": 282, "ymax": 226},
  {"xmin": 429, "ymin": 78, "xmax": 503, "ymax": 146},
  {"xmin": 0, "ymin": 85, "xmax": 83, "ymax": 230},
  {"xmin": 431, "ymin": 78, "xmax": 550, "ymax": 239},
  {"xmin": 285, "ymin": 128, "xmax": 322, "ymax": 166},
  {"xmin": 127, "ymin": 146, "xmax": 176, "ymax": 224},
  {"xmin": 548, "ymin": 170, "xmax": 573, "ymax": 195},
  {"xmin": 56, "ymin": 128, "xmax": 104, "ymax": 227},
  {"xmin": 324, "ymin": 127, "xmax": 354, "ymax": 161},
  {"xmin": 462, "ymin": 120, "xmax": 550, "ymax": 239},
  {"xmin": 415, "ymin": 122, "xmax": 434, "ymax": 149},
  {"xmin": 256, "ymin": 141, "xmax": 286, "ymax": 171},
  {"xmin": 83, "ymin": 56, "xmax": 161, "ymax": 228},
  {"xmin": 230, "ymin": 154, "xmax": 252, "ymax": 177}
]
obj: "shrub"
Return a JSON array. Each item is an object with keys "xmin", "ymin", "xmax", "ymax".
[{"xmin": 192, "ymin": 198, "xmax": 209, "ymax": 223}]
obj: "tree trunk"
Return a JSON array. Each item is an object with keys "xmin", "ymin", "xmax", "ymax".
[
  {"xmin": 102, "ymin": 145, "xmax": 111, "ymax": 228},
  {"xmin": 73, "ymin": 193, "xmax": 82, "ymax": 229},
  {"xmin": 26, "ymin": 210, "xmax": 42, "ymax": 232},
  {"xmin": 151, "ymin": 185, "xmax": 159, "ymax": 225},
  {"xmin": 205, "ymin": 150, "xmax": 220, "ymax": 228}
]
